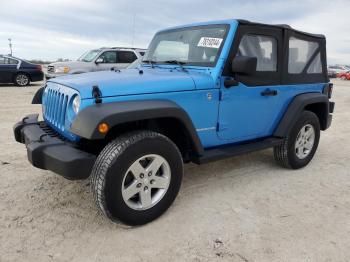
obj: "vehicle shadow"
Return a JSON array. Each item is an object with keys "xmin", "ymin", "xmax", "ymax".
[
  {"xmin": 0, "ymin": 82, "xmax": 43, "ymax": 88},
  {"xmin": 21, "ymin": 149, "xmax": 278, "ymax": 229}
]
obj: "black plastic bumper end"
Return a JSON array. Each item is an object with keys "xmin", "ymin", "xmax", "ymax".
[{"xmin": 13, "ymin": 115, "xmax": 96, "ymax": 180}]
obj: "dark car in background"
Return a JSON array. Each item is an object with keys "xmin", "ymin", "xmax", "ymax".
[{"xmin": 0, "ymin": 55, "xmax": 44, "ymax": 86}]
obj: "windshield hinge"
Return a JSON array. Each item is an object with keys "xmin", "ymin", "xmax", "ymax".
[{"xmin": 92, "ymin": 85, "xmax": 102, "ymax": 104}]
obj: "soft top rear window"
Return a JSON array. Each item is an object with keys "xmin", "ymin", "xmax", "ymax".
[{"xmin": 288, "ymin": 37, "xmax": 321, "ymax": 74}]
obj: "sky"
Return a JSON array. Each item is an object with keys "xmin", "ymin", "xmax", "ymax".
[{"xmin": 0, "ymin": 0, "xmax": 349, "ymax": 64}]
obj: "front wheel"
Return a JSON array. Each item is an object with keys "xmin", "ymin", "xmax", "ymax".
[
  {"xmin": 91, "ymin": 130, "xmax": 183, "ymax": 225},
  {"xmin": 274, "ymin": 111, "xmax": 320, "ymax": 169}
]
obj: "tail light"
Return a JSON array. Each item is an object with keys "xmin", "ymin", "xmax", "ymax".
[
  {"xmin": 323, "ymin": 83, "xmax": 333, "ymax": 99},
  {"xmin": 37, "ymin": 65, "xmax": 43, "ymax": 71}
]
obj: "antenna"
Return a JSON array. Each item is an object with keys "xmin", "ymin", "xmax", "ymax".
[
  {"xmin": 131, "ymin": 13, "xmax": 136, "ymax": 47},
  {"xmin": 8, "ymin": 38, "xmax": 12, "ymax": 56}
]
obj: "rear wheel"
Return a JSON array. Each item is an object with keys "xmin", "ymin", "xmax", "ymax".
[
  {"xmin": 341, "ymin": 75, "xmax": 347, "ymax": 80},
  {"xmin": 274, "ymin": 111, "xmax": 320, "ymax": 169},
  {"xmin": 14, "ymin": 73, "xmax": 30, "ymax": 86},
  {"xmin": 91, "ymin": 130, "xmax": 183, "ymax": 225}
]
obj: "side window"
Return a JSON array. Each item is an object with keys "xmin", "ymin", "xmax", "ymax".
[
  {"xmin": 238, "ymin": 34, "xmax": 277, "ymax": 72},
  {"xmin": 8, "ymin": 58, "xmax": 18, "ymax": 65},
  {"xmin": 117, "ymin": 51, "xmax": 137, "ymax": 63},
  {"xmin": 288, "ymin": 37, "xmax": 321, "ymax": 74},
  {"xmin": 0, "ymin": 58, "xmax": 18, "ymax": 65},
  {"xmin": 98, "ymin": 51, "xmax": 117, "ymax": 63},
  {"xmin": 139, "ymin": 51, "xmax": 145, "ymax": 56}
]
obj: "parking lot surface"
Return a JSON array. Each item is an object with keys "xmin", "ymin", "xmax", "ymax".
[{"xmin": 0, "ymin": 80, "xmax": 349, "ymax": 262}]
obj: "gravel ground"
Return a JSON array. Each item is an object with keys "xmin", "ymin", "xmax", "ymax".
[{"xmin": 0, "ymin": 79, "xmax": 349, "ymax": 262}]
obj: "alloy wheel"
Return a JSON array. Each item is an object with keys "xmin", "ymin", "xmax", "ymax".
[
  {"xmin": 121, "ymin": 154, "xmax": 171, "ymax": 210},
  {"xmin": 16, "ymin": 74, "xmax": 29, "ymax": 86},
  {"xmin": 295, "ymin": 124, "xmax": 315, "ymax": 159}
]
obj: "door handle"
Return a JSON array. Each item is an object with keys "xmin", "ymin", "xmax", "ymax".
[{"xmin": 261, "ymin": 89, "xmax": 278, "ymax": 96}]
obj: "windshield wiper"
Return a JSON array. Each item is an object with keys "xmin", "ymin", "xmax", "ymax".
[
  {"xmin": 142, "ymin": 60, "xmax": 157, "ymax": 68},
  {"xmin": 163, "ymin": 60, "xmax": 188, "ymax": 72}
]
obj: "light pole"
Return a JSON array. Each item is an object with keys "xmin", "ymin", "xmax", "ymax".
[
  {"xmin": 8, "ymin": 38, "xmax": 12, "ymax": 56},
  {"xmin": 131, "ymin": 14, "xmax": 136, "ymax": 47}
]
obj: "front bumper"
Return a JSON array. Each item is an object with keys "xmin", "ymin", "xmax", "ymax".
[
  {"xmin": 45, "ymin": 72, "xmax": 67, "ymax": 79},
  {"xmin": 14, "ymin": 114, "xmax": 96, "ymax": 180}
]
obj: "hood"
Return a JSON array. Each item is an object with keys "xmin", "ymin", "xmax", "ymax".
[
  {"xmin": 48, "ymin": 68, "xmax": 214, "ymax": 99},
  {"xmin": 49, "ymin": 61, "xmax": 89, "ymax": 68}
]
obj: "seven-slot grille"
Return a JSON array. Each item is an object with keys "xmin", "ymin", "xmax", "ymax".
[
  {"xmin": 44, "ymin": 88, "xmax": 69, "ymax": 131},
  {"xmin": 47, "ymin": 65, "xmax": 54, "ymax": 73}
]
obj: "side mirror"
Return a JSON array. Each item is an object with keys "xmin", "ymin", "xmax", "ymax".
[
  {"xmin": 95, "ymin": 58, "xmax": 103, "ymax": 64},
  {"xmin": 231, "ymin": 56, "xmax": 257, "ymax": 75}
]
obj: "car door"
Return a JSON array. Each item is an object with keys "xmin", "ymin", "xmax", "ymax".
[
  {"xmin": 0, "ymin": 57, "xmax": 18, "ymax": 83},
  {"xmin": 94, "ymin": 51, "xmax": 118, "ymax": 71},
  {"xmin": 116, "ymin": 51, "xmax": 138, "ymax": 69},
  {"xmin": 218, "ymin": 26, "xmax": 283, "ymax": 142}
]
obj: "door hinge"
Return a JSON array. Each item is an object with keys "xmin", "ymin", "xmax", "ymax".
[
  {"xmin": 217, "ymin": 122, "xmax": 229, "ymax": 132},
  {"xmin": 219, "ymin": 91, "xmax": 229, "ymax": 101}
]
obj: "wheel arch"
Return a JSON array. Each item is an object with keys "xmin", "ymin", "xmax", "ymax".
[
  {"xmin": 70, "ymin": 100, "xmax": 204, "ymax": 158},
  {"xmin": 32, "ymin": 87, "xmax": 44, "ymax": 104},
  {"xmin": 274, "ymin": 93, "xmax": 330, "ymax": 137},
  {"xmin": 304, "ymin": 102, "xmax": 328, "ymax": 130}
]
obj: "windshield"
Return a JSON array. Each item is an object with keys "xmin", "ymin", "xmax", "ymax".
[
  {"xmin": 143, "ymin": 25, "xmax": 229, "ymax": 67},
  {"xmin": 78, "ymin": 50, "xmax": 100, "ymax": 62}
]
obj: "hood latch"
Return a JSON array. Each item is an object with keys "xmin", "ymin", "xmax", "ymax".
[{"xmin": 92, "ymin": 85, "xmax": 102, "ymax": 104}]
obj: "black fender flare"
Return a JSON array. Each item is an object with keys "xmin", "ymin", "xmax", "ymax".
[
  {"xmin": 70, "ymin": 100, "xmax": 204, "ymax": 155},
  {"xmin": 32, "ymin": 87, "xmax": 44, "ymax": 104},
  {"xmin": 274, "ymin": 92, "xmax": 330, "ymax": 137}
]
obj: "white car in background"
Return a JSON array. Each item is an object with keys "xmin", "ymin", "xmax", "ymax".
[{"xmin": 46, "ymin": 47, "xmax": 146, "ymax": 78}]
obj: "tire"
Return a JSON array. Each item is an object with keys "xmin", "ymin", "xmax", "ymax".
[
  {"xmin": 274, "ymin": 111, "xmax": 320, "ymax": 169},
  {"xmin": 91, "ymin": 130, "xmax": 183, "ymax": 225},
  {"xmin": 14, "ymin": 73, "xmax": 30, "ymax": 86},
  {"xmin": 341, "ymin": 76, "xmax": 346, "ymax": 80}
]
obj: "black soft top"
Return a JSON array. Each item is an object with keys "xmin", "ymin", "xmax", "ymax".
[
  {"xmin": 237, "ymin": 19, "xmax": 326, "ymax": 39},
  {"xmin": 222, "ymin": 19, "xmax": 328, "ymax": 85}
]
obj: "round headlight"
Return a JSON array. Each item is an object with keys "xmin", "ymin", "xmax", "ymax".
[{"xmin": 72, "ymin": 95, "xmax": 81, "ymax": 114}]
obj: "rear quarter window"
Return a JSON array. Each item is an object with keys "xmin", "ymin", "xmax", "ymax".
[
  {"xmin": 117, "ymin": 51, "xmax": 137, "ymax": 63},
  {"xmin": 288, "ymin": 37, "xmax": 322, "ymax": 74}
]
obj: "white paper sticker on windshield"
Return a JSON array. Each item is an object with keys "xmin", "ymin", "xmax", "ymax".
[{"xmin": 197, "ymin": 37, "xmax": 223, "ymax": 48}]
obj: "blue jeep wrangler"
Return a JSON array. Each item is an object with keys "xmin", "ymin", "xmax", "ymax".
[{"xmin": 14, "ymin": 19, "xmax": 334, "ymax": 225}]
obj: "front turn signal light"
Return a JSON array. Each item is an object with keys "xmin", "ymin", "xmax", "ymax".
[{"xmin": 98, "ymin": 123, "xmax": 109, "ymax": 134}]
